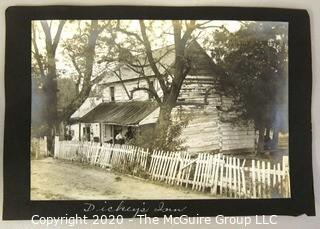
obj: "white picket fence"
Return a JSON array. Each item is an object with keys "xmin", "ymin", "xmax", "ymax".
[
  {"xmin": 31, "ymin": 137, "xmax": 48, "ymax": 159},
  {"xmin": 54, "ymin": 137, "xmax": 149, "ymax": 173},
  {"xmin": 54, "ymin": 138, "xmax": 290, "ymax": 198},
  {"xmin": 148, "ymin": 151, "xmax": 290, "ymax": 198}
]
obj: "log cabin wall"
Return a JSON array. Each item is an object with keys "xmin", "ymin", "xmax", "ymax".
[{"xmin": 177, "ymin": 75, "xmax": 256, "ymax": 153}]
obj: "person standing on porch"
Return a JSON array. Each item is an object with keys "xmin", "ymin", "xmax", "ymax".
[{"xmin": 115, "ymin": 132, "xmax": 124, "ymax": 145}]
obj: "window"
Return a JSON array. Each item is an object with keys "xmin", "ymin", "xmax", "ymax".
[{"xmin": 110, "ymin": 86, "xmax": 115, "ymax": 102}]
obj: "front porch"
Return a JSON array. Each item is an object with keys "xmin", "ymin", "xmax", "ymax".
[{"xmin": 68, "ymin": 101, "xmax": 158, "ymax": 144}]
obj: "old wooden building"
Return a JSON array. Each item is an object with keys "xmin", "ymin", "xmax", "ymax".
[{"xmin": 69, "ymin": 41, "xmax": 256, "ymax": 153}]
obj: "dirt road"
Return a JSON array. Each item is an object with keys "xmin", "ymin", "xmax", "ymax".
[{"xmin": 31, "ymin": 157, "xmax": 216, "ymax": 200}]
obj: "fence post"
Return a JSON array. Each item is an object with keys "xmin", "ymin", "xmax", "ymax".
[
  {"xmin": 54, "ymin": 136, "xmax": 60, "ymax": 158},
  {"xmin": 252, "ymin": 160, "xmax": 256, "ymax": 198},
  {"xmin": 35, "ymin": 138, "xmax": 39, "ymax": 159},
  {"xmin": 44, "ymin": 136, "xmax": 48, "ymax": 157},
  {"xmin": 282, "ymin": 156, "xmax": 290, "ymax": 197},
  {"xmin": 218, "ymin": 121, "xmax": 223, "ymax": 152}
]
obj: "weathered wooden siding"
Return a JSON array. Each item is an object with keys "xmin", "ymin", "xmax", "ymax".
[
  {"xmin": 178, "ymin": 75, "xmax": 216, "ymax": 104},
  {"xmin": 70, "ymin": 123, "xmax": 100, "ymax": 141},
  {"xmin": 178, "ymin": 106, "xmax": 221, "ymax": 152},
  {"xmin": 100, "ymin": 79, "xmax": 161, "ymax": 102},
  {"xmin": 178, "ymin": 75, "xmax": 256, "ymax": 152}
]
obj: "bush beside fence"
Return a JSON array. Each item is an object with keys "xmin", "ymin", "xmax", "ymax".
[{"xmin": 54, "ymin": 137, "xmax": 290, "ymax": 198}]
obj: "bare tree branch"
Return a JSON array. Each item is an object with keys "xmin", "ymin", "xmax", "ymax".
[
  {"xmin": 196, "ymin": 25, "xmax": 223, "ymax": 30},
  {"xmin": 127, "ymin": 46, "xmax": 174, "ymax": 68},
  {"xmin": 194, "ymin": 20, "xmax": 211, "ymax": 27},
  {"xmin": 123, "ymin": 62, "xmax": 162, "ymax": 104},
  {"xmin": 90, "ymin": 69, "xmax": 109, "ymax": 85},
  {"xmin": 40, "ymin": 20, "xmax": 66, "ymax": 55},
  {"xmin": 116, "ymin": 21, "xmax": 143, "ymax": 43},
  {"xmin": 181, "ymin": 20, "xmax": 196, "ymax": 45},
  {"xmin": 32, "ymin": 23, "xmax": 46, "ymax": 79},
  {"xmin": 60, "ymin": 20, "xmax": 101, "ymax": 121},
  {"xmin": 162, "ymin": 20, "xmax": 196, "ymax": 106},
  {"xmin": 67, "ymin": 53, "xmax": 83, "ymax": 95},
  {"xmin": 68, "ymin": 53, "xmax": 83, "ymax": 79},
  {"xmin": 139, "ymin": 20, "xmax": 168, "ymax": 93},
  {"xmin": 49, "ymin": 20, "xmax": 53, "ymax": 29},
  {"xmin": 40, "ymin": 21, "xmax": 53, "ymax": 53},
  {"xmin": 193, "ymin": 20, "xmax": 224, "ymax": 30},
  {"xmin": 52, "ymin": 20, "xmax": 66, "ymax": 51},
  {"xmin": 113, "ymin": 69, "xmax": 132, "ymax": 100},
  {"xmin": 131, "ymin": 87, "xmax": 162, "ymax": 104}
]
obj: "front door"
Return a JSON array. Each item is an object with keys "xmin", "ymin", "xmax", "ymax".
[{"xmin": 83, "ymin": 126, "xmax": 91, "ymax": 141}]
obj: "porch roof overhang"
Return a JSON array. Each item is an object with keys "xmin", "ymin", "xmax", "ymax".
[{"xmin": 79, "ymin": 101, "xmax": 159, "ymax": 126}]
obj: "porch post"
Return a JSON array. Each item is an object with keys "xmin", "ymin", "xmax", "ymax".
[
  {"xmin": 111, "ymin": 125, "xmax": 115, "ymax": 144},
  {"xmin": 99, "ymin": 122, "xmax": 102, "ymax": 144},
  {"xmin": 78, "ymin": 123, "xmax": 81, "ymax": 141}
]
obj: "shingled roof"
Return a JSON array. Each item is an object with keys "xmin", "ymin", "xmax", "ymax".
[{"xmin": 79, "ymin": 101, "xmax": 158, "ymax": 126}]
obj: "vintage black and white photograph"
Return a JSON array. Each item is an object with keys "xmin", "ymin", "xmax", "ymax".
[{"xmin": 30, "ymin": 19, "xmax": 290, "ymax": 200}]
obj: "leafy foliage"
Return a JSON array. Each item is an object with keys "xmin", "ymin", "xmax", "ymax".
[
  {"xmin": 132, "ymin": 110, "xmax": 192, "ymax": 152},
  {"xmin": 57, "ymin": 78, "xmax": 77, "ymax": 112},
  {"xmin": 208, "ymin": 22, "xmax": 288, "ymax": 150}
]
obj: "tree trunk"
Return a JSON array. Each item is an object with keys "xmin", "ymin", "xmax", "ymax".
[
  {"xmin": 257, "ymin": 126, "xmax": 265, "ymax": 153},
  {"xmin": 42, "ymin": 21, "xmax": 64, "ymax": 153},
  {"xmin": 42, "ymin": 52, "xmax": 58, "ymax": 153},
  {"xmin": 154, "ymin": 104, "xmax": 174, "ymax": 148},
  {"xmin": 59, "ymin": 121, "xmax": 67, "ymax": 140}
]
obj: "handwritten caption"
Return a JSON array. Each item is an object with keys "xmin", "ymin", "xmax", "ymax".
[{"xmin": 31, "ymin": 201, "xmax": 278, "ymax": 227}]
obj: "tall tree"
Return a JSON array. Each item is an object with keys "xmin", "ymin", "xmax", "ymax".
[
  {"xmin": 60, "ymin": 20, "xmax": 106, "ymax": 121},
  {"xmin": 209, "ymin": 22, "xmax": 288, "ymax": 152},
  {"xmin": 104, "ymin": 20, "xmax": 210, "ymax": 149},
  {"xmin": 32, "ymin": 20, "xmax": 110, "ymax": 150},
  {"xmin": 32, "ymin": 20, "xmax": 66, "ymax": 151}
]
